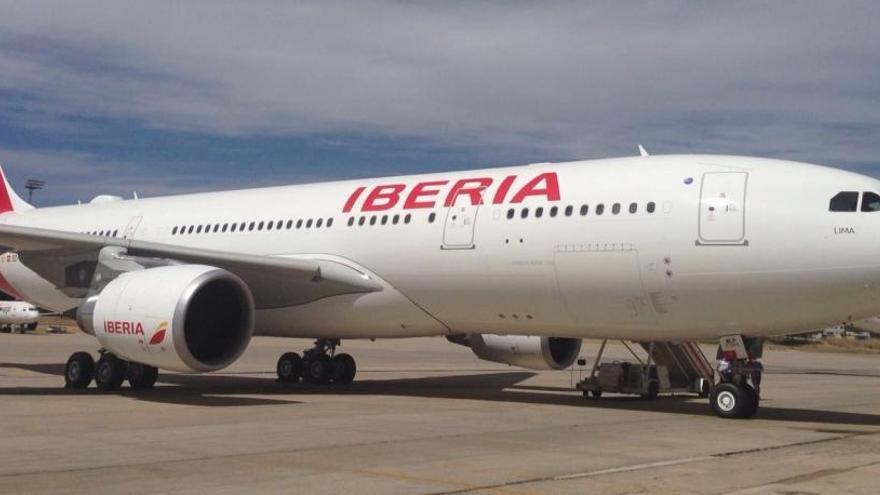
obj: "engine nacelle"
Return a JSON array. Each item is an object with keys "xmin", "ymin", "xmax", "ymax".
[
  {"xmin": 77, "ymin": 265, "xmax": 255, "ymax": 373},
  {"xmin": 447, "ymin": 334, "xmax": 582, "ymax": 370}
]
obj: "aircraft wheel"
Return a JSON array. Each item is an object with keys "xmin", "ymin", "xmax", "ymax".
[
  {"xmin": 741, "ymin": 384, "xmax": 760, "ymax": 418},
  {"xmin": 641, "ymin": 381, "xmax": 659, "ymax": 400},
  {"xmin": 65, "ymin": 352, "xmax": 95, "ymax": 389},
  {"xmin": 276, "ymin": 352, "xmax": 303, "ymax": 382},
  {"xmin": 127, "ymin": 362, "xmax": 159, "ymax": 390},
  {"xmin": 331, "ymin": 353, "xmax": 357, "ymax": 385},
  {"xmin": 27, "ymin": 322, "xmax": 38, "ymax": 331},
  {"xmin": 590, "ymin": 389, "xmax": 602, "ymax": 399},
  {"xmin": 711, "ymin": 382, "xmax": 755, "ymax": 419},
  {"xmin": 303, "ymin": 354, "xmax": 332, "ymax": 384},
  {"xmin": 95, "ymin": 354, "xmax": 127, "ymax": 391},
  {"xmin": 0, "ymin": 326, "xmax": 10, "ymax": 333}
]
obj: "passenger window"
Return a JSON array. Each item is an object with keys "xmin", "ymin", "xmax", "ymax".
[
  {"xmin": 188, "ymin": 226, "xmax": 195, "ymax": 234},
  {"xmin": 629, "ymin": 203, "xmax": 637, "ymax": 214},
  {"xmin": 231, "ymin": 223, "xmax": 237, "ymax": 232},
  {"xmin": 358, "ymin": 216, "xmax": 366, "ymax": 226},
  {"xmin": 862, "ymin": 192, "xmax": 880, "ymax": 212},
  {"xmin": 296, "ymin": 219, "xmax": 303, "ymax": 229},
  {"xmin": 239, "ymin": 222, "xmax": 246, "ymax": 231},
  {"xmin": 535, "ymin": 207, "xmax": 544, "ymax": 218},
  {"xmin": 404, "ymin": 214, "xmax": 412, "ymax": 224},
  {"xmin": 520, "ymin": 208, "xmax": 529, "ymax": 219},
  {"xmin": 113, "ymin": 230, "xmax": 119, "ymax": 237},
  {"xmin": 222, "ymin": 224, "xmax": 228, "ymax": 232},
  {"xmin": 596, "ymin": 204, "xmax": 605, "ymax": 215},
  {"xmin": 550, "ymin": 206, "xmax": 558, "ymax": 217},
  {"xmin": 392, "ymin": 214, "xmax": 400, "ymax": 225},
  {"xmin": 612, "ymin": 203, "xmax": 621, "ymax": 215},
  {"xmin": 647, "ymin": 202, "xmax": 656, "ymax": 213},
  {"xmin": 172, "ymin": 226, "xmax": 178, "ymax": 235},
  {"xmin": 348, "ymin": 217, "xmax": 354, "ymax": 227},
  {"xmin": 381, "ymin": 215, "xmax": 388, "ymax": 225},
  {"xmin": 428, "ymin": 212, "xmax": 436, "ymax": 223},
  {"xmin": 580, "ymin": 205, "xmax": 588, "ymax": 216},
  {"xmin": 267, "ymin": 221, "xmax": 274, "ymax": 230},
  {"xmin": 565, "ymin": 205, "xmax": 573, "ymax": 217},
  {"xmin": 248, "ymin": 222, "xmax": 256, "ymax": 231},
  {"xmin": 369, "ymin": 216, "xmax": 376, "ymax": 226},
  {"xmin": 196, "ymin": 226, "xmax": 203, "ymax": 234},
  {"xmin": 316, "ymin": 218, "xmax": 323, "ymax": 228},
  {"xmin": 307, "ymin": 219, "xmax": 314, "ymax": 228},
  {"xmin": 507, "ymin": 208, "xmax": 515, "ymax": 219},
  {"xmin": 830, "ymin": 191, "xmax": 859, "ymax": 212},
  {"xmin": 213, "ymin": 224, "xmax": 220, "ymax": 233},
  {"xmin": 327, "ymin": 218, "xmax": 333, "ymax": 227},
  {"xmin": 258, "ymin": 221, "xmax": 265, "ymax": 230},
  {"xmin": 287, "ymin": 220, "xmax": 293, "ymax": 229}
]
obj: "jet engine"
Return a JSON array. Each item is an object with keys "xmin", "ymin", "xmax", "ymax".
[
  {"xmin": 447, "ymin": 334, "xmax": 582, "ymax": 370},
  {"xmin": 77, "ymin": 265, "xmax": 255, "ymax": 373}
]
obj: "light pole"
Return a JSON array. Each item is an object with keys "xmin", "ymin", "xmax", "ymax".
[{"xmin": 25, "ymin": 179, "xmax": 45, "ymax": 204}]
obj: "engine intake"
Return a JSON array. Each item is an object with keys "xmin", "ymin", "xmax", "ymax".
[
  {"xmin": 448, "ymin": 333, "xmax": 582, "ymax": 370},
  {"xmin": 77, "ymin": 265, "xmax": 255, "ymax": 373}
]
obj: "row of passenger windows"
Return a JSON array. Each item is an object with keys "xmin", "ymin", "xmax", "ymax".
[
  {"xmin": 347, "ymin": 213, "xmax": 413, "ymax": 227},
  {"xmin": 506, "ymin": 202, "xmax": 656, "ymax": 219},
  {"xmin": 83, "ymin": 229, "xmax": 119, "ymax": 237},
  {"xmin": 829, "ymin": 191, "xmax": 880, "ymax": 212},
  {"xmin": 172, "ymin": 218, "xmax": 334, "ymax": 235}
]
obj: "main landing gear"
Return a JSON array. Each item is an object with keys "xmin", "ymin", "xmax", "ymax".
[
  {"xmin": 64, "ymin": 351, "xmax": 159, "ymax": 391},
  {"xmin": 276, "ymin": 338, "xmax": 357, "ymax": 385}
]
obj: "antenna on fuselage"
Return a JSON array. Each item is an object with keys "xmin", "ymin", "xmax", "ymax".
[{"xmin": 638, "ymin": 145, "xmax": 649, "ymax": 157}]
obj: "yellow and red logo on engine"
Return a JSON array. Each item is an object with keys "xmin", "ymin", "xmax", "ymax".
[{"xmin": 103, "ymin": 320, "xmax": 167, "ymax": 346}]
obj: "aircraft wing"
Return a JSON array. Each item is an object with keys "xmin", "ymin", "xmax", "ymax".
[{"xmin": 0, "ymin": 224, "xmax": 383, "ymax": 309}]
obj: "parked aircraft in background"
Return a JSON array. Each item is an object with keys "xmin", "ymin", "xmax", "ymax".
[
  {"xmin": 0, "ymin": 153, "xmax": 878, "ymax": 419},
  {"xmin": 0, "ymin": 300, "xmax": 39, "ymax": 333}
]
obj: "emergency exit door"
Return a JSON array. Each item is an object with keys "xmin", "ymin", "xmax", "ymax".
[{"xmin": 698, "ymin": 172, "xmax": 748, "ymax": 245}]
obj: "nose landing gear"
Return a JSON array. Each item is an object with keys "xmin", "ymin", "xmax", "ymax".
[
  {"xmin": 276, "ymin": 339, "xmax": 357, "ymax": 385},
  {"xmin": 711, "ymin": 335, "xmax": 763, "ymax": 419}
]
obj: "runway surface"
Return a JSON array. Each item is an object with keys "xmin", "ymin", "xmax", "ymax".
[{"xmin": 1, "ymin": 331, "xmax": 879, "ymax": 494}]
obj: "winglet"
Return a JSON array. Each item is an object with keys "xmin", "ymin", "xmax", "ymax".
[
  {"xmin": 638, "ymin": 145, "xmax": 649, "ymax": 157},
  {"xmin": 0, "ymin": 164, "xmax": 35, "ymax": 214}
]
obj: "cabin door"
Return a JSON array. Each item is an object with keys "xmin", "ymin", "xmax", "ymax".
[{"xmin": 698, "ymin": 172, "xmax": 748, "ymax": 245}]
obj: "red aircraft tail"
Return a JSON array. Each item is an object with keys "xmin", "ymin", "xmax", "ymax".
[{"xmin": 0, "ymin": 164, "xmax": 34, "ymax": 214}]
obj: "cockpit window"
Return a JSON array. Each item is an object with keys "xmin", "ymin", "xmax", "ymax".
[
  {"xmin": 862, "ymin": 192, "xmax": 880, "ymax": 212},
  {"xmin": 829, "ymin": 191, "xmax": 859, "ymax": 212}
]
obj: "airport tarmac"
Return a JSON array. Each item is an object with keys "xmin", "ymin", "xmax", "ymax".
[{"xmin": 1, "ymin": 330, "xmax": 879, "ymax": 495}]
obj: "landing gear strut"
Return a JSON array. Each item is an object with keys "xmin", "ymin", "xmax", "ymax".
[
  {"xmin": 711, "ymin": 335, "xmax": 763, "ymax": 419},
  {"xmin": 276, "ymin": 339, "xmax": 357, "ymax": 385},
  {"xmin": 64, "ymin": 351, "xmax": 158, "ymax": 391}
]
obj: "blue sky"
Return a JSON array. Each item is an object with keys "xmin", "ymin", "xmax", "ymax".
[{"xmin": 0, "ymin": 1, "xmax": 878, "ymax": 206}]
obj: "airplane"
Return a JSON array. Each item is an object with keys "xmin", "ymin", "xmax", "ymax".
[
  {"xmin": 0, "ymin": 300, "xmax": 39, "ymax": 333},
  {"xmin": 0, "ymin": 152, "xmax": 878, "ymax": 419}
]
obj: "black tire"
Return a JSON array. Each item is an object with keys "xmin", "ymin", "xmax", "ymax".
[
  {"xmin": 65, "ymin": 352, "xmax": 95, "ymax": 389},
  {"xmin": 27, "ymin": 322, "xmax": 38, "ymax": 331},
  {"xmin": 17, "ymin": 325, "xmax": 27, "ymax": 334},
  {"xmin": 0, "ymin": 326, "xmax": 10, "ymax": 333},
  {"xmin": 276, "ymin": 352, "xmax": 303, "ymax": 382},
  {"xmin": 331, "ymin": 354, "xmax": 357, "ymax": 385},
  {"xmin": 741, "ymin": 384, "xmax": 760, "ymax": 418},
  {"xmin": 95, "ymin": 354, "xmax": 127, "ymax": 391},
  {"xmin": 641, "ymin": 381, "xmax": 659, "ymax": 400},
  {"xmin": 711, "ymin": 382, "xmax": 755, "ymax": 419},
  {"xmin": 590, "ymin": 389, "xmax": 602, "ymax": 399},
  {"xmin": 303, "ymin": 354, "xmax": 332, "ymax": 384},
  {"xmin": 127, "ymin": 362, "xmax": 159, "ymax": 390}
]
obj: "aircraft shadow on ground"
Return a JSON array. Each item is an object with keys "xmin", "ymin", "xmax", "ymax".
[{"xmin": 1, "ymin": 361, "xmax": 879, "ymax": 426}]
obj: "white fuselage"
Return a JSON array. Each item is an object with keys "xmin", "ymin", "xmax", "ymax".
[{"xmin": 2, "ymin": 155, "xmax": 879, "ymax": 340}]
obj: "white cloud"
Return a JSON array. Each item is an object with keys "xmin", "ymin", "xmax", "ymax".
[{"xmin": 0, "ymin": 1, "xmax": 878, "ymax": 168}]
